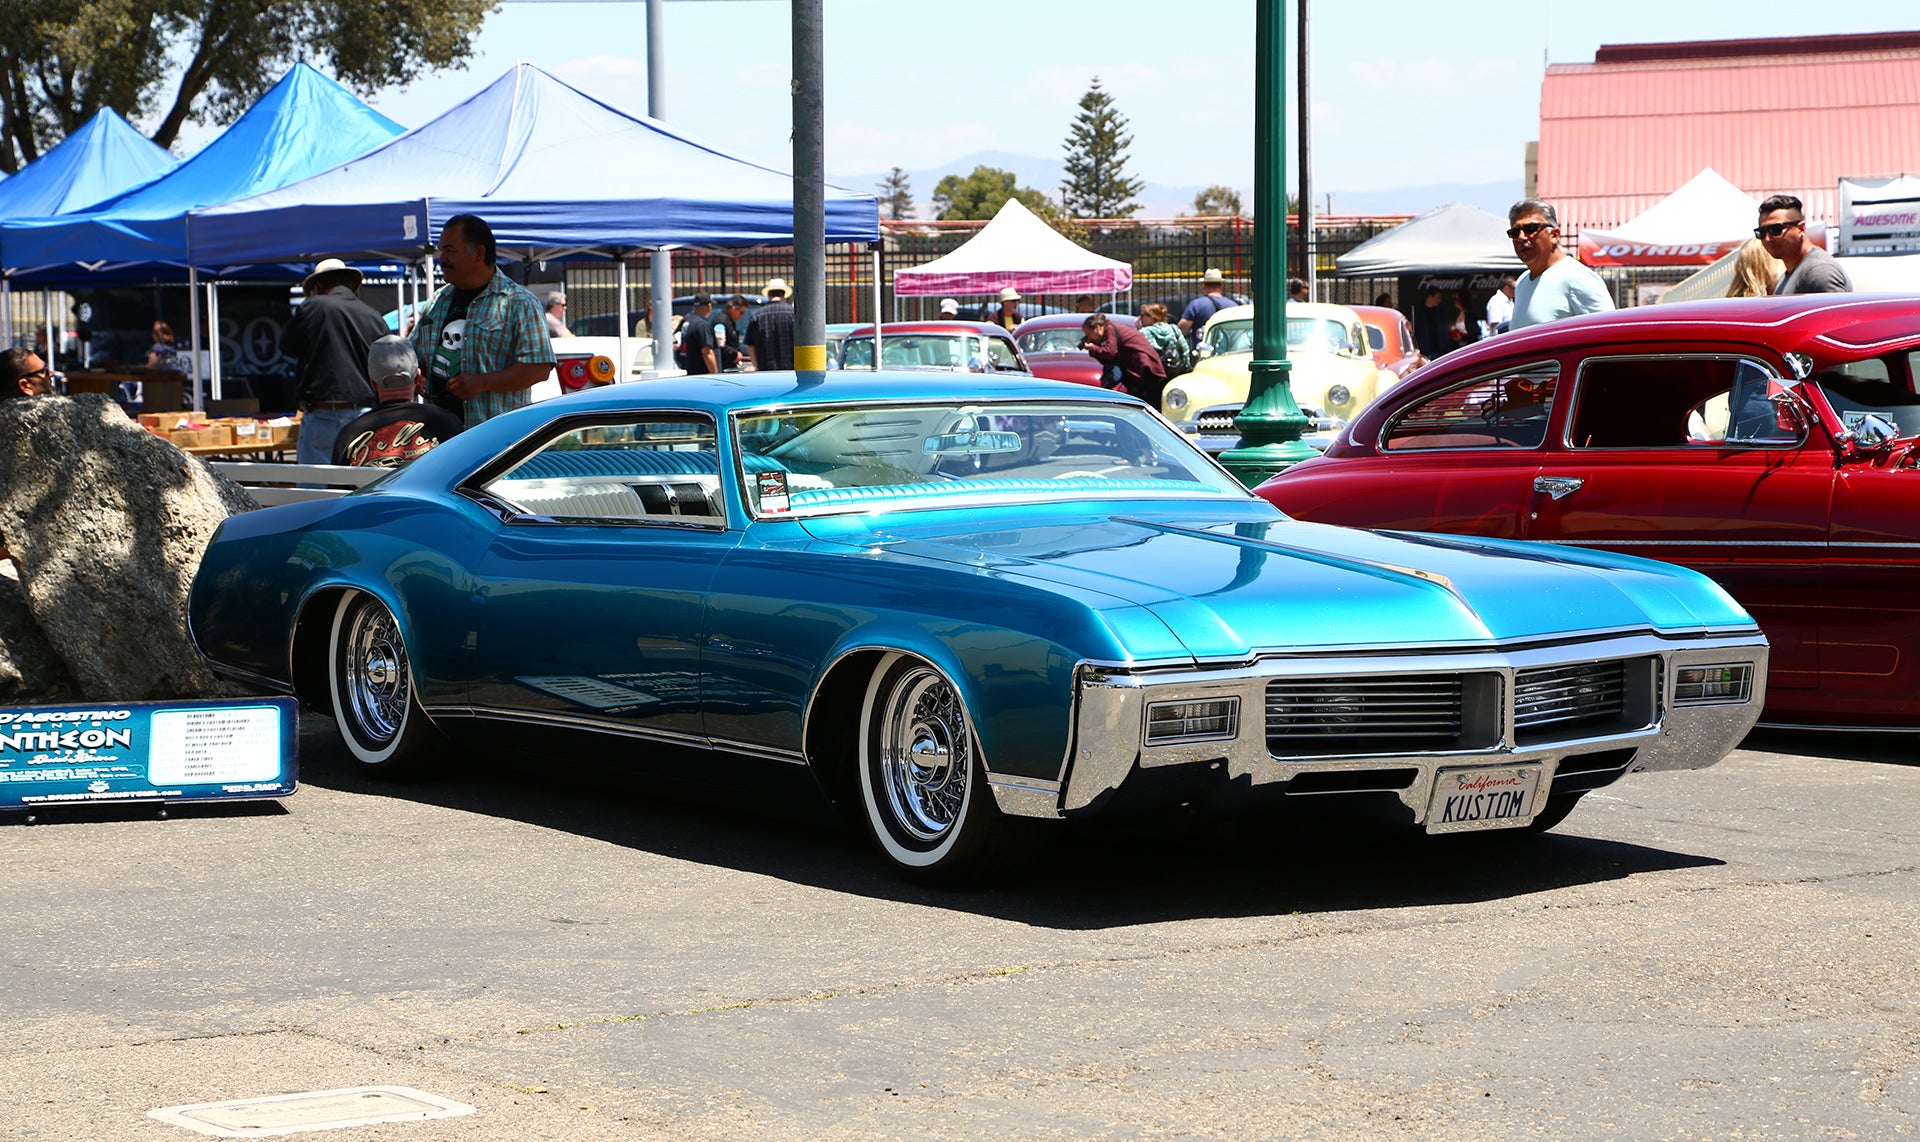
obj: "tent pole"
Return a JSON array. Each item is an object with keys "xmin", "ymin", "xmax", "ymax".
[
  {"xmin": 1, "ymin": 278, "xmax": 10, "ymax": 349},
  {"xmin": 617, "ymin": 257, "xmax": 631, "ymax": 381},
  {"xmin": 187, "ymin": 268, "xmax": 203, "ymax": 414},
  {"xmin": 872, "ymin": 244, "xmax": 882, "ymax": 371},
  {"xmin": 42, "ymin": 290, "xmax": 54, "ymax": 372},
  {"xmin": 207, "ymin": 282, "xmax": 223, "ymax": 402}
]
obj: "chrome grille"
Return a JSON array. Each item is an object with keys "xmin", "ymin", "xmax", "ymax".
[
  {"xmin": 1195, "ymin": 406, "xmax": 1243, "ymax": 435},
  {"xmin": 1514, "ymin": 660, "xmax": 1628, "ymax": 738},
  {"xmin": 1266, "ymin": 675, "xmax": 1469, "ymax": 756}
]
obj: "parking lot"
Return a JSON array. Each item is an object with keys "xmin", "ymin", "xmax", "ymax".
[{"xmin": 1, "ymin": 715, "xmax": 1915, "ymax": 1140}]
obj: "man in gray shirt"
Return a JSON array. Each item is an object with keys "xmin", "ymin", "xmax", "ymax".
[{"xmin": 1757, "ymin": 194, "xmax": 1852, "ymax": 294}]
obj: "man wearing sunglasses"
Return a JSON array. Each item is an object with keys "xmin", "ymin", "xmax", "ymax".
[
  {"xmin": 1756, "ymin": 194, "xmax": 1852, "ymax": 295},
  {"xmin": 1506, "ymin": 199, "xmax": 1614, "ymax": 332},
  {"xmin": 0, "ymin": 349, "xmax": 53, "ymax": 401}
]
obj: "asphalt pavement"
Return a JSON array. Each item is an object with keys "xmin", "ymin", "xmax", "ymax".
[{"xmin": 0, "ymin": 714, "xmax": 1914, "ymax": 1140}]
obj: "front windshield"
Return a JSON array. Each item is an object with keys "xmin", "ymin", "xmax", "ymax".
[
  {"xmin": 734, "ymin": 399, "xmax": 1249, "ymax": 519},
  {"xmin": 1205, "ymin": 317, "xmax": 1362, "ymax": 357},
  {"xmin": 1019, "ymin": 328, "xmax": 1087, "ymax": 354}
]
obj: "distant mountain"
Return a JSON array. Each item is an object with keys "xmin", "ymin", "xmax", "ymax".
[{"xmin": 836, "ymin": 150, "xmax": 1521, "ymax": 222}]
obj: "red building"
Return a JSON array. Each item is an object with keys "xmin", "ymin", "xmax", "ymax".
[{"xmin": 1535, "ymin": 31, "xmax": 1920, "ymax": 234}]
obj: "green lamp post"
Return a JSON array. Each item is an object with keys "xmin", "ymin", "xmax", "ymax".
[{"xmin": 1220, "ymin": 0, "xmax": 1317, "ymax": 488}]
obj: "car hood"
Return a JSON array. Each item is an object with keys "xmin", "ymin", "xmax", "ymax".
[{"xmin": 802, "ymin": 510, "xmax": 1750, "ymax": 662}]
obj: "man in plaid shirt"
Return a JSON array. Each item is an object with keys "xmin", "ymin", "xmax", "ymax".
[{"xmin": 410, "ymin": 214, "xmax": 554, "ymax": 426}]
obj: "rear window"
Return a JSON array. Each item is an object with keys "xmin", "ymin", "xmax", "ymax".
[{"xmin": 1383, "ymin": 366, "xmax": 1559, "ymax": 451}]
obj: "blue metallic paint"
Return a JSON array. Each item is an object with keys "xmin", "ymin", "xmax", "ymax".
[{"xmin": 188, "ymin": 371, "xmax": 1766, "ymax": 817}]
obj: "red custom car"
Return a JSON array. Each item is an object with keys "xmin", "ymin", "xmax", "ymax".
[
  {"xmin": 1255, "ymin": 295, "xmax": 1920, "ymax": 730},
  {"xmin": 1012, "ymin": 313, "xmax": 1137, "ymax": 386}
]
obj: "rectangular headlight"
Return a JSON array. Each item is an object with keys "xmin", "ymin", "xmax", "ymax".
[
  {"xmin": 1146, "ymin": 697, "xmax": 1240, "ymax": 744},
  {"xmin": 1672, "ymin": 663, "xmax": 1754, "ymax": 706}
]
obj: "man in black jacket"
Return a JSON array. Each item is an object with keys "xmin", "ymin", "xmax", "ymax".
[{"xmin": 283, "ymin": 257, "xmax": 388, "ymax": 464}]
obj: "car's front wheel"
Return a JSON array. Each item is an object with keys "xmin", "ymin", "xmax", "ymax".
[
  {"xmin": 858, "ymin": 654, "xmax": 1001, "ymax": 885},
  {"xmin": 328, "ymin": 591, "xmax": 440, "ymax": 778}
]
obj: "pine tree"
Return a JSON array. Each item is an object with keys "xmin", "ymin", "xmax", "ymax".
[
  {"xmin": 877, "ymin": 167, "xmax": 914, "ymax": 220},
  {"xmin": 1060, "ymin": 78, "xmax": 1143, "ymax": 219}
]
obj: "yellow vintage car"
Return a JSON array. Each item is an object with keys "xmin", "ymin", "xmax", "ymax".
[{"xmin": 1162, "ymin": 302, "xmax": 1387, "ymax": 451}]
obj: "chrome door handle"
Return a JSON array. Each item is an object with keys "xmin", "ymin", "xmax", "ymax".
[{"xmin": 1533, "ymin": 475, "xmax": 1584, "ymax": 500}]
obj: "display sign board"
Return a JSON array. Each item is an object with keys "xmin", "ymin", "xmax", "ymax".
[
  {"xmin": 1839, "ymin": 175, "xmax": 1920, "ymax": 254},
  {"xmin": 0, "ymin": 698, "xmax": 296, "ymax": 811}
]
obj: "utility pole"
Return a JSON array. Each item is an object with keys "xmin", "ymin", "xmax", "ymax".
[
  {"xmin": 1219, "ymin": 0, "xmax": 1314, "ymax": 488},
  {"xmin": 792, "ymin": 0, "xmax": 825, "ymax": 372},
  {"xmin": 1298, "ymin": 0, "xmax": 1312, "ymax": 301},
  {"xmin": 646, "ymin": 0, "xmax": 672, "ymax": 372}
]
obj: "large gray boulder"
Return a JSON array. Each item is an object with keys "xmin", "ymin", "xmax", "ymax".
[
  {"xmin": 0, "ymin": 561, "xmax": 75, "ymax": 699},
  {"xmin": 0, "ymin": 395, "xmax": 256, "ymax": 699}
]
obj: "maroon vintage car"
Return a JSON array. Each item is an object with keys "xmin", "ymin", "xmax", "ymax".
[
  {"xmin": 1255, "ymin": 295, "xmax": 1920, "ymax": 730},
  {"xmin": 1012, "ymin": 313, "xmax": 1137, "ymax": 386}
]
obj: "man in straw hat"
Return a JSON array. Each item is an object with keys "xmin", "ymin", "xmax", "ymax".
[
  {"xmin": 283, "ymin": 256, "xmax": 387, "ymax": 465},
  {"xmin": 746, "ymin": 277, "xmax": 795, "ymax": 371},
  {"xmin": 1178, "ymin": 268, "xmax": 1235, "ymax": 347}
]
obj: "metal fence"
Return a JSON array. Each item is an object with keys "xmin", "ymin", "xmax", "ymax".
[{"xmin": 551, "ymin": 216, "xmax": 1420, "ymax": 333}]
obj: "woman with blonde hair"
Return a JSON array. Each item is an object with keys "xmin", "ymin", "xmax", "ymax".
[{"xmin": 1727, "ymin": 238, "xmax": 1785, "ymax": 297}]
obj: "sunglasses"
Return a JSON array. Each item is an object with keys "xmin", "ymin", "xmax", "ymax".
[
  {"xmin": 1754, "ymin": 221, "xmax": 1801, "ymax": 239},
  {"xmin": 1506, "ymin": 221, "xmax": 1553, "ymax": 239}
]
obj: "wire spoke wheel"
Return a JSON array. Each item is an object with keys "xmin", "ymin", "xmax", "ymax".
[
  {"xmin": 328, "ymin": 592, "xmax": 438, "ymax": 776},
  {"xmin": 876, "ymin": 665, "xmax": 970, "ymax": 843},
  {"xmin": 859, "ymin": 655, "xmax": 1001, "ymax": 883}
]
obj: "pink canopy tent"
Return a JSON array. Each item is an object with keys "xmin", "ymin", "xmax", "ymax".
[{"xmin": 892, "ymin": 197, "xmax": 1132, "ymax": 296}]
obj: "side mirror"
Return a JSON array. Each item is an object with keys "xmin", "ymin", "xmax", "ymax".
[{"xmin": 1851, "ymin": 412, "xmax": 1900, "ymax": 451}]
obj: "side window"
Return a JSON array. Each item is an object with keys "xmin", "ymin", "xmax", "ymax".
[
  {"xmin": 476, "ymin": 415, "xmax": 725, "ymax": 525},
  {"xmin": 1568, "ymin": 357, "xmax": 1800, "ymax": 449},
  {"xmin": 1383, "ymin": 366, "xmax": 1559, "ymax": 451},
  {"xmin": 986, "ymin": 337, "xmax": 1022, "ymax": 372},
  {"xmin": 1365, "ymin": 324, "xmax": 1386, "ymax": 352}
]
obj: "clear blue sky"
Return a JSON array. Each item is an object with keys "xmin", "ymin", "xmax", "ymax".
[{"xmin": 181, "ymin": 0, "xmax": 1920, "ymax": 203}]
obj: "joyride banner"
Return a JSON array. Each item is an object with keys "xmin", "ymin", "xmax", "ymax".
[
  {"xmin": 1580, "ymin": 221, "xmax": 1830, "ymax": 267},
  {"xmin": 0, "ymin": 698, "xmax": 296, "ymax": 810}
]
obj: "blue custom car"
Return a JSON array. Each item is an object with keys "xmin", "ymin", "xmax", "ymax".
[{"xmin": 189, "ymin": 373, "xmax": 1768, "ymax": 882}]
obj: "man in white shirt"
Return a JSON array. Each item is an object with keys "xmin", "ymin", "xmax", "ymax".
[
  {"xmin": 1483, "ymin": 275, "xmax": 1516, "ymax": 335},
  {"xmin": 1506, "ymin": 200, "xmax": 1614, "ymax": 331}
]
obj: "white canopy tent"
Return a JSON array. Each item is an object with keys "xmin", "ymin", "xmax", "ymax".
[
  {"xmin": 1577, "ymin": 168, "xmax": 1761, "ymax": 266},
  {"xmin": 892, "ymin": 198, "xmax": 1132, "ymax": 309},
  {"xmin": 1333, "ymin": 203, "xmax": 1524, "ymax": 275}
]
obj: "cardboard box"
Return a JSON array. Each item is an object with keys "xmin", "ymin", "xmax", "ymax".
[{"xmin": 169, "ymin": 425, "xmax": 234, "ymax": 449}]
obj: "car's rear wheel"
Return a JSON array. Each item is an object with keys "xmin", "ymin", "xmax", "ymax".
[
  {"xmin": 858, "ymin": 654, "xmax": 1001, "ymax": 885},
  {"xmin": 328, "ymin": 591, "xmax": 439, "ymax": 778}
]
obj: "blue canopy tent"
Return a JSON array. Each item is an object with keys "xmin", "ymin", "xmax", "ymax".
[
  {"xmin": 0, "ymin": 63, "xmax": 404, "ymax": 395},
  {"xmin": 187, "ymin": 62, "xmax": 881, "ymax": 261},
  {"xmin": 0, "ymin": 63, "xmax": 402, "ymax": 277},
  {"xmin": 187, "ymin": 63, "xmax": 882, "ymax": 376},
  {"xmin": 0, "ymin": 109, "xmax": 178, "ymax": 353},
  {"xmin": 0, "ymin": 109, "xmax": 177, "ymax": 222}
]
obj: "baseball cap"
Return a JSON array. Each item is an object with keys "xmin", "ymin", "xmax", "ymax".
[{"xmin": 367, "ymin": 334, "xmax": 419, "ymax": 390}]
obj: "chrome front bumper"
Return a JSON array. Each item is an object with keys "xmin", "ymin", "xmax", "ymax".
[{"xmin": 985, "ymin": 631, "xmax": 1768, "ymax": 824}]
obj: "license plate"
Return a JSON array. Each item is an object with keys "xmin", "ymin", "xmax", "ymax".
[{"xmin": 1425, "ymin": 765, "xmax": 1542, "ymax": 834}]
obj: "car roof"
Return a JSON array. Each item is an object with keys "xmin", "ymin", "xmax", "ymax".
[
  {"xmin": 1012, "ymin": 313, "xmax": 1136, "ymax": 334},
  {"xmin": 1410, "ymin": 293, "xmax": 1920, "ymax": 374},
  {"xmin": 1202, "ymin": 301, "xmax": 1366, "ymax": 325},
  {"xmin": 844, "ymin": 321, "xmax": 1017, "ymax": 339},
  {"xmin": 1349, "ymin": 305, "xmax": 1407, "ymax": 327}
]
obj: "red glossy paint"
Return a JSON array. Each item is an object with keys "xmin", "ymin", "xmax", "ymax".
[{"xmin": 1256, "ymin": 295, "xmax": 1920, "ymax": 729}]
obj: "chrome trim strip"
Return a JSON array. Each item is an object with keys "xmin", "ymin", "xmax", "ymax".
[
  {"xmin": 1755, "ymin": 721, "xmax": 1920, "ymax": 734},
  {"xmin": 1062, "ymin": 631, "xmax": 1769, "ymax": 817},
  {"xmin": 1548, "ymin": 539, "xmax": 1920, "ymax": 552},
  {"xmin": 448, "ymin": 704, "xmax": 808, "ymax": 765}
]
